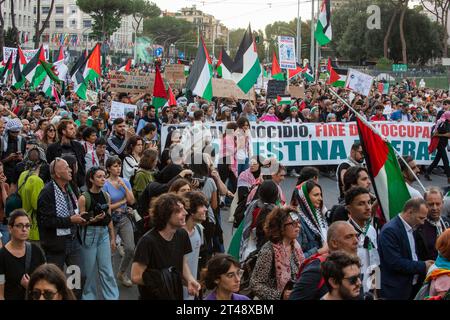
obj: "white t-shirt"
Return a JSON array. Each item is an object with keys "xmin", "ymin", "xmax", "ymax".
[
  {"xmin": 183, "ymin": 225, "xmax": 203, "ymax": 300},
  {"xmin": 356, "ymin": 225, "xmax": 380, "ymax": 293}
]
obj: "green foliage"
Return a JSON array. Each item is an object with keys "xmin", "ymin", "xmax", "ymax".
[
  {"xmin": 375, "ymin": 57, "xmax": 393, "ymax": 70},
  {"xmin": 4, "ymin": 28, "xmax": 17, "ymax": 47},
  {"xmin": 76, "ymin": 0, "xmax": 134, "ymax": 40},
  {"xmin": 129, "ymin": 0, "xmax": 161, "ymax": 33},
  {"xmin": 332, "ymin": 0, "xmax": 443, "ymax": 64}
]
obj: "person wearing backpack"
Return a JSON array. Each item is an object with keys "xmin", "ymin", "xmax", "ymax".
[
  {"xmin": 290, "ymin": 221, "xmax": 359, "ymax": 300},
  {"xmin": 0, "ymin": 210, "xmax": 46, "ymax": 300},
  {"xmin": 78, "ymin": 167, "xmax": 119, "ymax": 300},
  {"xmin": 131, "ymin": 149, "xmax": 158, "ymax": 200},
  {"xmin": 122, "ymin": 136, "xmax": 143, "ymax": 180},
  {"xmin": 17, "ymin": 160, "xmax": 45, "ymax": 246}
]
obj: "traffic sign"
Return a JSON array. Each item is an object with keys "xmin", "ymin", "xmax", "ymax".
[
  {"xmin": 155, "ymin": 48, "xmax": 163, "ymax": 57},
  {"xmin": 392, "ymin": 64, "xmax": 407, "ymax": 72},
  {"xmin": 179, "ymin": 52, "xmax": 185, "ymax": 59}
]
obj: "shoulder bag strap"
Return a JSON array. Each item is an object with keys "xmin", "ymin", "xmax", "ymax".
[{"xmin": 24, "ymin": 242, "xmax": 32, "ymax": 274}]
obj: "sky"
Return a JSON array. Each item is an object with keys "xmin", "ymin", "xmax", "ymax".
[{"xmin": 152, "ymin": 0, "xmax": 317, "ymax": 31}]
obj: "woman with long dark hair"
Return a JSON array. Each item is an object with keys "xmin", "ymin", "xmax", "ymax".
[
  {"xmin": 27, "ymin": 263, "xmax": 76, "ymax": 300},
  {"xmin": 122, "ymin": 135, "xmax": 144, "ymax": 180}
]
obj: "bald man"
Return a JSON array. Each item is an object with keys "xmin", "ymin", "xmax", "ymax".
[{"xmin": 290, "ymin": 221, "xmax": 359, "ymax": 300}]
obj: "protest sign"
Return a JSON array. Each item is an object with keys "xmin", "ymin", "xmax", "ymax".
[
  {"xmin": 211, "ymin": 78, "xmax": 256, "ymax": 100},
  {"xmin": 110, "ymin": 71, "xmax": 154, "ymax": 94},
  {"xmin": 288, "ymin": 85, "xmax": 305, "ymax": 99},
  {"xmin": 164, "ymin": 64, "xmax": 185, "ymax": 81},
  {"xmin": 86, "ymin": 90, "xmax": 98, "ymax": 103},
  {"xmin": 267, "ymin": 80, "xmax": 287, "ymax": 99},
  {"xmin": 162, "ymin": 121, "xmax": 440, "ymax": 166},
  {"xmin": 3, "ymin": 45, "xmax": 50, "ymax": 63},
  {"xmin": 110, "ymin": 101, "xmax": 137, "ymax": 120},
  {"xmin": 345, "ymin": 68, "xmax": 374, "ymax": 97},
  {"xmin": 277, "ymin": 36, "xmax": 296, "ymax": 70}
]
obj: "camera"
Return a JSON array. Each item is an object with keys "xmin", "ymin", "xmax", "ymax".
[{"xmin": 94, "ymin": 203, "xmax": 109, "ymax": 216}]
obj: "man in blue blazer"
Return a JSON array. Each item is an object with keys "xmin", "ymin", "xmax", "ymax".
[
  {"xmin": 390, "ymin": 102, "xmax": 412, "ymax": 122},
  {"xmin": 378, "ymin": 198, "xmax": 435, "ymax": 300}
]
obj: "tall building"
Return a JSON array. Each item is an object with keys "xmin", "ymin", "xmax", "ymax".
[
  {"xmin": 2, "ymin": 0, "xmax": 35, "ymax": 49},
  {"xmin": 37, "ymin": 0, "xmax": 140, "ymax": 54},
  {"xmin": 168, "ymin": 5, "xmax": 228, "ymax": 45}
]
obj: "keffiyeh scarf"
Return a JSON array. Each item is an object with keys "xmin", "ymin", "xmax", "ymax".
[
  {"xmin": 272, "ymin": 241, "xmax": 304, "ymax": 292},
  {"xmin": 54, "ymin": 181, "xmax": 74, "ymax": 236},
  {"xmin": 295, "ymin": 182, "xmax": 328, "ymax": 243}
]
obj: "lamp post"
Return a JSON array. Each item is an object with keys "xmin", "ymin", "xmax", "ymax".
[{"xmin": 296, "ymin": 0, "xmax": 301, "ymax": 63}]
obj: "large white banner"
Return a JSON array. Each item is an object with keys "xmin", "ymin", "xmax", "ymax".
[
  {"xmin": 277, "ymin": 36, "xmax": 296, "ymax": 70},
  {"xmin": 3, "ymin": 45, "xmax": 50, "ymax": 63},
  {"xmin": 162, "ymin": 122, "xmax": 442, "ymax": 166}
]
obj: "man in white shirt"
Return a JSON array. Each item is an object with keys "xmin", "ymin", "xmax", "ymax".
[
  {"xmin": 345, "ymin": 187, "xmax": 379, "ymax": 293},
  {"xmin": 398, "ymin": 155, "xmax": 423, "ymax": 199}
]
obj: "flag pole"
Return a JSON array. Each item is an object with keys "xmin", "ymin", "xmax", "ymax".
[{"xmin": 328, "ymin": 88, "xmax": 427, "ymax": 193}]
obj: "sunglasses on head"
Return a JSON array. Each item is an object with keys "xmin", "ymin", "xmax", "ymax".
[{"xmin": 30, "ymin": 289, "xmax": 58, "ymax": 300}]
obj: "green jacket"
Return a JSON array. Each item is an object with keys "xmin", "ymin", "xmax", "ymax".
[
  {"xmin": 18, "ymin": 170, "xmax": 44, "ymax": 241},
  {"xmin": 132, "ymin": 169, "xmax": 154, "ymax": 200}
]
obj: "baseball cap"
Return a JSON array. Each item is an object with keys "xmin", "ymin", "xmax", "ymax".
[{"xmin": 33, "ymin": 105, "xmax": 42, "ymax": 111}]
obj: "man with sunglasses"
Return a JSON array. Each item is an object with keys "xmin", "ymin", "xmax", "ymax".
[{"xmin": 320, "ymin": 251, "xmax": 362, "ymax": 300}]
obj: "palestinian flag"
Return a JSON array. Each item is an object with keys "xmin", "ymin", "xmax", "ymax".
[
  {"xmin": 288, "ymin": 63, "xmax": 305, "ymax": 79},
  {"xmin": 327, "ymin": 59, "xmax": 346, "ymax": 87},
  {"xmin": 271, "ymin": 52, "xmax": 285, "ymax": 80},
  {"xmin": 216, "ymin": 48, "xmax": 233, "ymax": 80},
  {"xmin": 119, "ymin": 58, "xmax": 132, "ymax": 72},
  {"xmin": 152, "ymin": 66, "xmax": 167, "ymax": 109},
  {"xmin": 315, "ymin": 0, "xmax": 332, "ymax": 46},
  {"xmin": 378, "ymin": 82, "xmax": 389, "ymax": 95},
  {"xmin": 178, "ymin": 59, "xmax": 190, "ymax": 76},
  {"xmin": 357, "ymin": 117, "xmax": 411, "ymax": 221},
  {"xmin": 42, "ymin": 60, "xmax": 64, "ymax": 98},
  {"xmin": 186, "ymin": 37, "xmax": 213, "ymax": 101},
  {"xmin": 231, "ymin": 25, "xmax": 261, "ymax": 93},
  {"xmin": 71, "ymin": 43, "xmax": 101, "ymax": 100},
  {"xmin": 0, "ymin": 55, "xmax": 13, "ymax": 84},
  {"xmin": 302, "ymin": 63, "xmax": 314, "ymax": 83},
  {"xmin": 277, "ymin": 96, "xmax": 291, "ymax": 105},
  {"xmin": 12, "ymin": 47, "xmax": 27, "ymax": 89},
  {"xmin": 22, "ymin": 45, "xmax": 47, "ymax": 88},
  {"xmin": 167, "ymin": 86, "xmax": 177, "ymax": 106}
]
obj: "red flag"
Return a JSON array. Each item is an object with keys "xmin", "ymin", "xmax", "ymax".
[
  {"xmin": 271, "ymin": 52, "xmax": 282, "ymax": 76},
  {"xmin": 288, "ymin": 63, "xmax": 305, "ymax": 79},
  {"xmin": 57, "ymin": 46, "xmax": 64, "ymax": 62},
  {"xmin": 326, "ymin": 58, "xmax": 340, "ymax": 84},
  {"xmin": 168, "ymin": 86, "xmax": 177, "ymax": 106},
  {"xmin": 153, "ymin": 66, "xmax": 167, "ymax": 99}
]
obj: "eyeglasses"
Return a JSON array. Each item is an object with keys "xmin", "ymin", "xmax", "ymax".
[
  {"xmin": 13, "ymin": 223, "xmax": 32, "ymax": 230},
  {"xmin": 30, "ymin": 289, "xmax": 58, "ymax": 300},
  {"xmin": 284, "ymin": 220, "xmax": 300, "ymax": 228},
  {"xmin": 224, "ymin": 269, "xmax": 244, "ymax": 279},
  {"xmin": 343, "ymin": 275, "xmax": 361, "ymax": 286}
]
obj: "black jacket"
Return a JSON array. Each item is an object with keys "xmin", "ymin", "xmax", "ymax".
[
  {"xmin": 414, "ymin": 217, "xmax": 449, "ymax": 261},
  {"xmin": 37, "ymin": 182, "xmax": 77, "ymax": 254},
  {"xmin": 46, "ymin": 140, "xmax": 86, "ymax": 187}
]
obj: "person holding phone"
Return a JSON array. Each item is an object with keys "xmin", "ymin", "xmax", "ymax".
[{"xmin": 78, "ymin": 167, "xmax": 119, "ymax": 300}]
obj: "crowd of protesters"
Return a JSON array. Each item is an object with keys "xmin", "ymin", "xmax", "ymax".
[{"xmin": 0, "ymin": 61, "xmax": 449, "ymax": 301}]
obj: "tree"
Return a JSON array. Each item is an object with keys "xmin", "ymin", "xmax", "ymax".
[
  {"xmin": 0, "ymin": 0, "xmax": 6, "ymax": 53},
  {"xmin": 399, "ymin": 0, "xmax": 409, "ymax": 63},
  {"xmin": 34, "ymin": 0, "xmax": 55, "ymax": 49},
  {"xmin": 129, "ymin": 0, "xmax": 160, "ymax": 38},
  {"xmin": 143, "ymin": 16, "xmax": 195, "ymax": 56},
  {"xmin": 9, "ymin": 0, "xmax": 18, "ymax": 46},
  {"xmin": 332, "ymin": 0, "xmax": 443, "ymax": 64},
  {"xmin": 76, "ymin": 0, "xmax": 134, "ymax": 41},
  {"xmin": 420, "ymin": 0, "xmax": 450, "ymax": 57}
]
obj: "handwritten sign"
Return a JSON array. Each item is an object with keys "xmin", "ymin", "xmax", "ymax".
[
  {"xmin": 288, "ymin": 85, "xmax": 305, "ymax": 99},
  {"xmin": 266, "ymin": 80, "xmax": 287, "ymax": 99},
  {"xmin": 110, "ymin": 71, "xmax": 154, "ymax": 94},
  {"xmin": 110, "ymin": 101, "xmax": 138, "ymax": 120},
  {"xmin": 212, "ymin": 78, "xmax": 256, "ymax": 101},
  {"xmin": 345, "ymin": 69, "xmax": 374, "ymax": 97}
]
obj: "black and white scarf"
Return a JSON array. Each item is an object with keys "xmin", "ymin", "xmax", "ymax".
[{"xmin": 53, "ymin": 181, "xmax": 74, "ymax": 236}]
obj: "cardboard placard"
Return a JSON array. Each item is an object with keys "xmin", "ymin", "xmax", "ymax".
[
  {"xmin": 110, "ymin": 101, "xmax": 138, "ymax": 120},
  {"xmin": 266, "ymin": 80, "xmax": 287, "ymax": 99},
  {"xmin": 212, "ymin": 78, "xmax": 256, "ymax": 101},
  {"xmin": 110, "ymin": 71, "xmax": 154, "ymax": 94},
  {"xmin": 164, "ymin": 64, "xmax": 185, "ymax": 80},
  {"xmin": 288, "ymin": 85, "xmax": 305, "ymax": 99}
]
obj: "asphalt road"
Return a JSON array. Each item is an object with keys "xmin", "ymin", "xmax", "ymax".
[{"xmin": 114, "ymin": 169, "xmax": 448, "ymax": 300}]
